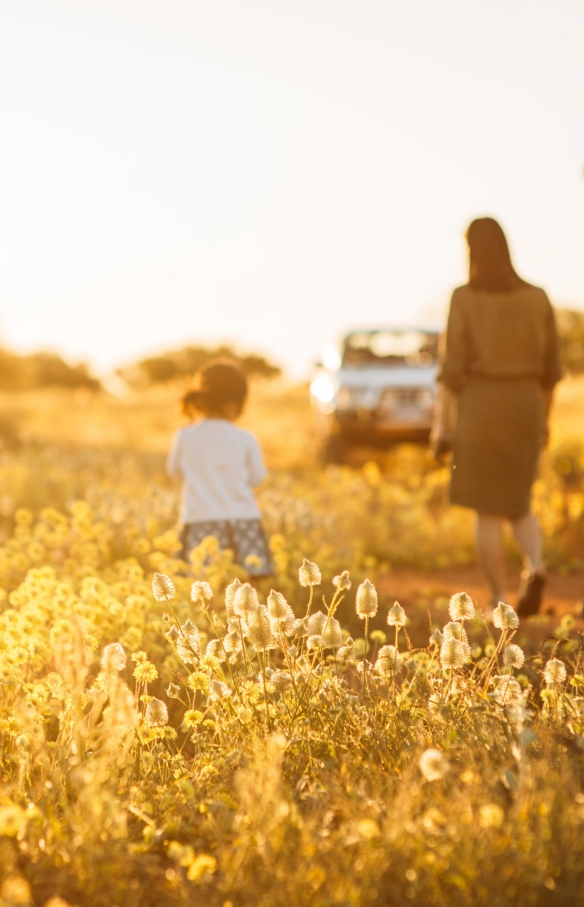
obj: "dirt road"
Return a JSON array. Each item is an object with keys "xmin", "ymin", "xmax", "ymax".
[{"xmin": 376, "ymin": 565, "xmax": 583, "ymax": 617}]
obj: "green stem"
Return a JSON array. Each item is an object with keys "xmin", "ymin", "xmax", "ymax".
[{"xmin": 260, "ymin": 650, "xmax": 272, "ymax": 733}]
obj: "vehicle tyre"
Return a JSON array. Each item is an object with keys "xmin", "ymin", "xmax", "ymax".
[{"xmin": 322, "ymin": 434, "xmax": 349, "ymax": 465}]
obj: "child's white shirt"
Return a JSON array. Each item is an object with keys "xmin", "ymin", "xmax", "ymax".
[{"xmin": 167, "ymin": 419, "xmax": 267, "ymax": 523}]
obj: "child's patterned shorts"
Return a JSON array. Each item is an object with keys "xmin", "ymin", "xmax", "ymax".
[{"xmin": 180, "ymin": 519, "xmax": 274, "ymax": 577}]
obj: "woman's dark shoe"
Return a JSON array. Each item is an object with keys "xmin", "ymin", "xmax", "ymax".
[{"xmin": 516, "ymin": 571, "xmax": 546, "ymax": 616}]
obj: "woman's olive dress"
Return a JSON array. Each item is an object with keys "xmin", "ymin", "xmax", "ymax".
[{"xmin": 439, "ymin": 284, "xmax": 562, "ymax": 518}]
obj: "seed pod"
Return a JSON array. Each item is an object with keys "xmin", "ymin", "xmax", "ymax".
[
  {"xmin": 375, "ymin": 644, "xmax": 403, "ymax": 676},
  {"xmin": 224, "ymin": 578, "xmax": 243, "ymax": 619},
  {"xmin": 209, "ymin": 679, "xmax": 232, "ymax": 700},
  {"xmin": 101, "ymin": 642, "xmax": 126, "ymax": 673},
  {"xmin": 271, "ymin": 671, "xmax": 293, "ymax": 692},
  {"xmin": 448, "ymin": 592, "xmax": 475, "ymax": 622},
  {"xmin": 440, "ymin": 637, "xmax": 466, "ymax": 670},
  {"xmin": 248, "ymin": 606, "xmax": 274, "ymax": 650},
  {"xmin": 386, "ymin": 602, "xmax": 406, "ymax": 628},
  {"xmin": 493, "ymin": 603, "xmax": 519, "ymax": 630},
  {"xmin": 442, "ymin": 622, "xmax": 471, "ymax": 661},
  {"xmin": 205, "ymin": 638, "xmax": 227, "ymax": 662},
  {"xmin": 490, "ymin": 675, "xmax": 524, "ymax": 707},
  {"xmin": 544, "ymin": 658, "xmax": 567, "ymax": 685},
  {"xmin": 146, "ymin": 698, "xmax": 168, "ymax": 727},
  {"xmin": 299, "ymin": 558, "xmax": 322, "ymax": 586},
  {"xmin": 419, "ymin": 748, "xmax": 449, "ymax": 782},
  {"xmin": 191, "ymin": 581, "xmax": 213, "ymax": 603},
  {"xmin": 152, "ymin": 573, "xmax": 176, "ymax": 602},
  {"xmin": 356, "ymin": 579, "xmax": 378, "ymax": 618},
  {"xmin": 333, "ymin": 571, "xmax": 351, "ymax": 591},
  {"xmin": 233, "ymin": 583, "xmax": 260, "ymax": 618},
  {"xmin": 503, "ymin": 644, "xmax": 525, "ymax": 669},
  {"xmin": 176, "ymin": 622, "xmax": 201, "ymax": 665},
  {"xmin": 307, "ymin": 610, "xmax": 327, "ymax": 637},
  {"xmin": 322, "ymin": 617, "xmax": 343, "ymax": 649}
]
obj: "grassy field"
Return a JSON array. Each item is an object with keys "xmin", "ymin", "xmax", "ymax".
[{"xmin": 0, "ymin": 379, "xmax": 584, "ymax": 906}]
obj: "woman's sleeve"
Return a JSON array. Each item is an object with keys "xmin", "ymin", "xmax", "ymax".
[
  {"xmin": 542, "ymin": 295, "xmax": 563, "ymax": 390},
  {"xmin": 248, "ymin": 436, "xmax": 268, "ymax": 488},
  {"xmin": 436, "ymin": 290, "xmax": 471, "ymax": 394},
  {"xmin": 167, "ymin": 432, "xmax": 183, "ymax": 480}
]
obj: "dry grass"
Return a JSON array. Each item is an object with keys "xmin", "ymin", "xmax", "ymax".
[{"xmin": 0, "ymin": 379, "xmax": 583, "ymax": 906}]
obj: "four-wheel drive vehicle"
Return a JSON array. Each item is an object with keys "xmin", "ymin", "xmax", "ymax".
[{"xmin": 310, "ymin": 328, "xmax": 440, "ymax": 463}]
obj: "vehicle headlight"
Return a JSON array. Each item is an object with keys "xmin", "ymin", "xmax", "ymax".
[{"xmin": 310, "ymin": 375, "xmax": 335, "ymax": 404}]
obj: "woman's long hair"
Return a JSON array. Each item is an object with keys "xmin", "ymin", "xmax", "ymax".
[{"xmin": 466, "ymin": 217, "xmax": 525, "ymax": 292}]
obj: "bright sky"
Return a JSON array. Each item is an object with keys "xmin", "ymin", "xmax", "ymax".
[{"xmin": 1, "ymin": 0, "xmax": 583, "ymax": 377}]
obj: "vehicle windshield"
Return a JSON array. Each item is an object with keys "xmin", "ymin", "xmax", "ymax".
[{"xmin": 342, "ymin": 330, "xmax": 439, "ymax": 367}]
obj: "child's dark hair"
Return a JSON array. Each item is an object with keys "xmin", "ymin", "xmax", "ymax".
[{"xmin": 181, "ymin": 359, "xmax": 248, "ymax": 417}]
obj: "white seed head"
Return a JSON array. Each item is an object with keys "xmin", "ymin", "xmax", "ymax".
[
  {"xmin": 356, "ymin": 579, "xmax": 378, "ymax": 618},
  {"xmin": 191, "ymin": 581, "xmax": 213, "ymax": 603},
  {"xmin": 247, "ymin": 606, "xmax": 274, "ymax": 650},
  {"xmin": 307, "ymin": 635, "xmax": 325, "ymax": 650},
  {"xmin": 233, "ymin": 583, "xmax": 260, "ymax": 618},
  {"xmin": 267, "ymin": 590, "xmax": 289, "ymax": 619},
  {"xmin": 430, "ymin": 629, "xmax": 444, "ymax": 646},
  {"xmin": 267, "ymin": 591, "xmax": 296, "ymax": 636},
  {"xmin": 165, "ymin": 682, "xmax": 181, "ymax": 699},
  {"xmin": 176, "ymin": 621, "xmax": 201, "ymax": 665},
  {"xmin": 333, "ymin": 570, "xmax": 351, "ymax": 591},
  {"xmin": 419, "ymin": 748, "xmax": 450, "ymax": 782},
  {"xmin": 205, "ymin": 638, "xmax": 226, "ymax": 662},
  {"xmin": 299, "ymin": 558, "xmax": 322, "ymax": 586},
  {"xmin": 375, "ymin": 644, "xmax": 403, "ymax": 676},
  {"xmin": 440, "ymin": 637, "xmax": 466, "ymax": 670},
  {"xmin": 336, "ymin": 639, "xmax": 355, "ymax": 663},
  {"xmin": 165, "ymin": 625, "xmax": 179, "ymax": 642},
  {"xmin": 544, "ymin": 658, "xmax": 567, "ymax": 685},
  {"xmin": 503, "ymin": 644, "xmax": 525, "ymax": 669},
  {"xmin": 152, "ymin": 573, "xmax": 176, "ymax": 602},
  {"xmin": 270, "ymin": 671, "xmax": 293, "ymax": 692},
  {"xmin": 269, "ymin": 606, "xmax": 296, "ymax": 637},
  {"xmin": 208, "ymin": 679, "xmax": 232, "ymax": 700},
  {"xmin": 146, "ymin": 698, "xmax": 168, "ymax": 727},
  {"xmin": 225, "ymin": 577, "xmax": 243, "ymax": 619},
  {"xmin": 442, "ymin": 620, "xmax": 470, "ymax": 662},
  {"xmin": 222, "ymin": 629, "xmax": 243, "ymax": 657},
  {"xmin": 293, "ymin": 617, "xmax": 309, "ymax": 637},
  {"xmin": 491, "ymin": 675, "xmax": 524, "ymax": 708},
  {"xmin": 443, "ymin": 621, "xmax": 466, "ymax": 641},
  {"xmin": 307, "ymin": 611, "xmax": 327, "ymax": 637},
  {"xmin": 493, "ymin": 602, "xmax": 519, "ymax": 630},
  {"xmin": 387, "ymin": 601, "xmax": 406, "ymax": 628},
  {"xmin": 442, "ymin": 622, "xmax": 471, "ymax": 661},
  {"xmin": 321, "ymin": 617, "xmax": 343, "ymax": 649},
  {"xmin": 101, "ymin": 642, "xmax": 126, "ymax": 673},
  {"xmin": 448, "ymin": 592, "xmax": 475, "ymax": 622}
]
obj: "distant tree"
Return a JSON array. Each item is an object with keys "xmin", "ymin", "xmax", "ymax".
[
  {"xmin": 556, "ymin": 309, "xmax": 584, "ymax": 375},
  {"xmin": 0, "ymin": 348, "xmax": 100, "ymax": 391},
  {"xmin": 118, "ymin": 344, "xmax": 281, "ymax": 388}
]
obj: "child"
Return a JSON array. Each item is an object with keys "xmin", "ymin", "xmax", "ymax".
[{"xmin": 167, "ymin": 359, "xmax": 273, "ymax": 577}]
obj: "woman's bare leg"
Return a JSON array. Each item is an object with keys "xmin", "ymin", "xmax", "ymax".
[
  {"xmin": 509, "ymin": 512, "xmax": 544, "ymax": 575},
  {"xmin": 475, "ymin": 513, "xmax": 507, "ymax": 602}
]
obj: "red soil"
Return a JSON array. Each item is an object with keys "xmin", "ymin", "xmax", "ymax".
[{"xmin": 375, "ymin": 565, "xmax": 583, "ymax": 618}]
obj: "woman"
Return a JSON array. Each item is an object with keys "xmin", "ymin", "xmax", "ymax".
[{"xmin": 431, "ymin": 217, "xmax": 562, "ymax": 615}]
